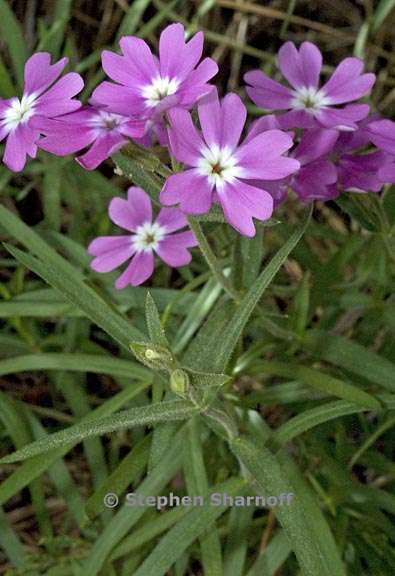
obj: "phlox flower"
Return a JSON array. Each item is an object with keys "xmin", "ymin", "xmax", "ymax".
[
  {"xmin": 92, "ymin": 23, "xmax": 218, "ymax": 128},
  {"xmin": 0, "ymin": 52, "xmax": 83, "ymax": 171},
  {"xmin": 244, "ymin": 41, "xmax": 375, "ymax": 131},
  {"xmin": 160, "ymin": 89, "xmax": 300, "ymax": 236},
  {"xmin": 38, "ymin": 105, "xmax": 145, "ymax": 170},
  {"xmin": 88, "ymin": 187, "xmax": 197, "ymax": 287}
]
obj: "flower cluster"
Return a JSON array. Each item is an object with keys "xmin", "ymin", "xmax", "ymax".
[{"xmin": 1, "ymin": 26, "xmax": 395, "ymax": 286}]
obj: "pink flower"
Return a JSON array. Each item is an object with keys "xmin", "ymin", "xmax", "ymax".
[
  {"xmin": 88, "ymin": 187, "xmax": 197, "ymax": 288},
  {"xmin": 245, "ymin": 41, "xmax": 375, "ymax": 131},
  {"xmin": 38, "ymin": 105, "xmax": 145, "ymax": 170},
  {"xmin": 92, "ymin": 23, "xmax": 218, "ymax": 125},
  {"xmin": 0, "ymin": 52, "xmax": 83, "ymax": 171},
  {"xmin": 160, "ymin": 89, "xmax": 299, "ymax": 236}
]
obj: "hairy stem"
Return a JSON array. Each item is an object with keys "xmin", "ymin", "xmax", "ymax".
[{"xmin": 188, "ymin": 216, "xmax": 240, "ymax": 302}]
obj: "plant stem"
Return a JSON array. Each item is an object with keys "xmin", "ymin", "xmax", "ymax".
[{"xmin": 188, "ymin": 216, "xmax": 240, "ymax": 301}]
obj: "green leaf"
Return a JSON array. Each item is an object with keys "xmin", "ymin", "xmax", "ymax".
[
  {"xmin": 173, "ymin": 277, "xmax": 222, "ymax": 354},
  {"xmin": 82, "ymin": 426, "xmax": 187, "ymax": 575},
  {"xmin": 0, "ymin": 508, "xmax": 26, "ymax": 567},
  {"xmin": 246, "ymin": 530, "xmax": 291, "ymax": 576},
  {"xmin": 335, "ymin": 195, "xmax": 379, "ymax": 232},
  {"xmin": 110, "ymin": 507, "xmax": 188, "ymax": 561},
  {"xmin": 5, "ymin": 244, "xmax": 143, "ymax": 350},
  {"xmin": 113, "ymin": 152, "xmax": 163, "ymax": 202},
  {"xmin": 223, "ymin": 504, "xmax": 253, "ymax": 576},
  {"xmin": 0, "ymin": 400, "xmax": 197, "ymax": 463},
  {"xmin": 85, "ymin": 435, "xmax": 151, "ymax": 519},
  {"xmin": 133, "ymin": 478, "xmax": 245, "ymax": 576},
  {"xmin": 203, "ymin": 206, "xmax": 312, "ymax": 373},
  {"xmin": 303, "ymin": 329, "xmax": 395, "ymax": 393},
  {"xmin": 250, "ymin": 361, "xmax": 382, "ymax": 410},
  {"xmin": 0, "ymin": 352, "xmax": 151, "ymax": 380},
  {"xmin": 372, "ymin": 0, "xmax": 395, "ymax": 30},
  {"xmin": 230, "ymin": 436, "xmax": 346, "ymax": 576},
  {"xmin": 145, "ymin": 292, "xmax": 168, "ymax": 347},
  {"xmin": 0, "ymin": 0, "xmax": 28, "ymax": 90},
  {"xmin": 183, "ymin": 418, "xmax": 223, "ymax": 575},
  {"xmin": 117, "ymin": 0, "xmax": 151, "ymax": 37},
  {"xmin": 0, "ymin": 386, "xmax": 146, "ymax": 505},
  {"xmin": 0, "ymin": 205, "xmax": 145, "ymax": 346},
  {"xmin": 0, "ymin": 54, "xmax": 16, "ymax": 97}
]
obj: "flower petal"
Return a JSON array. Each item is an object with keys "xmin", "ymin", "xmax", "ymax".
[
  {"xmin": 316, "ymin": 104, "xmax": 369, "ymax": 130},
  {"xmin": 109, "ymin": 187, "xmax": 152, "ymax": 231},
  {"xmin": 156, "ymin": 231, "xmax": 196, "ymax": 267},
  {"xmin": 236, "ymin": 130, "xmax": 299, "ymax": 179},
  {"xmin": 77, "ymin": 132, "xmax": 125, "ymax": 170},
  {"xmin": 221, "ymin": 92, "xmax": 246, "ymax": 149},
  {"xmin": 244, "ymin": 115, "xmax": 281, "ymax": 144},
  {"xmin": 176, "ymin": 58, "xmax": 218, "ymax": 108},
  {"xmin": 89, "ymin": 236, "xmax": 136, "ymax": 272},
  {"xmin": 91, "ymin": 82, "xmax": 146, "ymax": 117},
  {"xmin": 293, "ymin": 159, "xmax": 337, "ymax": 201},
  {"xmin": 35, "ymin": 73, "xmax": 84, "ymax": 117},
  {"xmin": 115, "ymin": 251, "xmax": 154, "ymax": 288},
  {"xmin": 160, "ymin": 170, "xmax": 213, "ymax": 214},
  {"xmin": 167, "ymin": 108, "xmax": 204, "ymax": 165},
  {"xmin": 24, "ymin": 52, "xmax": 67, "ymax": 97},
  {"xmin": 321, "ymin": 58, "xmax": 375, "ymax": 104},
  {"xmin": 379, "ymin": 161, "xmax": 395, "ymax": 182},
  {"xmin": 156, "ymin": 207, "xmax": 188, "ymax": 232},
  {"xmin": 197, "ymin": 88, "xmax": 222, "ymax": 146},
  {"xmin": 294, "ymin": 128, "xmax": 339, "ymax": 164},
  {"xmin": 217, "ymin": 180, "xmax": 273, "ymax": 237},
  {"xmin": 3, "ymin": 124, "xmax": 38, "ymax": 172},
  {"xmin": 37, "ymin": 117, "xmax": 95, "ymax": 155},
  {"xmin": 159, "ymin": 24, "xmax": 204, "ymax": 81},
  {"xmin": 278, "ymin": 41, "xmax": 322, "ymax": 90},
  {"xmin": 244, "ymin": 70, "xmax": 293, "ymax": 110},
  {"xmin": 366, "ymin": 119, "xmax": 395, "ymax": 153},
  {"xmin": 119, "ymin": 36, "xmax": 158, "ymax": 84}
]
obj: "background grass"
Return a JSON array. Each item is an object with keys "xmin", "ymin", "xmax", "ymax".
[{"xmin": 1, "ymin": 1, "xmax": 395, "ymax": 575}]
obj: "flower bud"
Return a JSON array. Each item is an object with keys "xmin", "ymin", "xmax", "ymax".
[{"xmin": 170, "ymin": 369, "xmax": 189, "ymax": 397}]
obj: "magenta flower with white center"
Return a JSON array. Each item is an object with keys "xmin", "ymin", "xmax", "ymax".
[
  {"xmin": 91, "ymin": 23, "xmax": 218, "ymax": 125},
  {"xmin": 160, "ymin": 89, "xmax": 300, "ymax": 237},
  {"xmin": 88, "ymin": 187, "xmax": 197, "ymax": 288},
  {"xmin": 244, "ymin": 41, "xmax": 375, "ymax": 131},
  {"xmin": 0, "ymin": 52, "xmax": 83, "ymax": 172},
  {"xmin": 38, "ymin": 105, "xmax": 145, "ymax": 170}
]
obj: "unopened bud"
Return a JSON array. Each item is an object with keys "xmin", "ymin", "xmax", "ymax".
[{"xmin": 170, "ymin": 369, "xmax": 189, "ymax": 396}]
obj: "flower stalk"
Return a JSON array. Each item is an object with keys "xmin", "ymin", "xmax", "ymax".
[{"xmin": 188, "ymin": 215, "xmax": 241, "ymax": 302}]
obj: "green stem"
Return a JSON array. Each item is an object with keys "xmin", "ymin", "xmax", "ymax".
[{"xmin": 188, "ymin": 216, "xmax": 240, "ymax": 301}]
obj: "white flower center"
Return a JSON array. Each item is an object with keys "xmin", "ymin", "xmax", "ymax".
[
  {"xmin": 141, "ymin": 76, "xmax": 180, "ymax": 107},
  {"xmin": 2, "ymin": 93, "xmax": 37, "ymax": 131},
  {"xmin": 197, "ymin": 145, "xmax": 242, "ymax": 188},
  {"xmin": 133, "ymin": 222, "xmax": 166, "ymax": 252},
  {"xmin": 89, "ymin": 110, "xmax": 125, "ymax": 131},
  {"xmin": 290, "ymin": 86, "xmax": 331, "ymax": 114}
]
